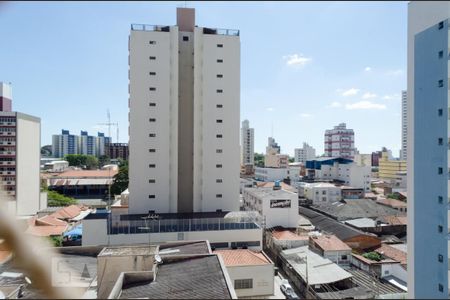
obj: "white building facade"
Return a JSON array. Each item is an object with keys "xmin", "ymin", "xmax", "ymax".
[
  {"xmin": 241, "ymin": 119, "xmax": 254, "ymax": 167},
  {"xmin": 324, "ymin": 123, "xmax": 355, "ymax": 159},
  {"xmin": 299, "ymin": 182, "xmax": 342, "ymax": 204},
  {"xmin": 294, "ymin": 142, "xmax": 316, "ymax": 163},
  {"xmin": 0, "ymin": 82, "xmax": 45, "ymax": 216},
  {"xmin": 242, "ymin": 187, "xmax": 299, "ymax": 228},
  {"xmin": 128, "ymin": 8, "xmax": 240, "ymax": 214}
]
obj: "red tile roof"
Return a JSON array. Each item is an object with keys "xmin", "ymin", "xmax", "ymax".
[
  {"xmin": 310, "ymin": 235, "xmax": 351, "ymax": 251},
  {"xmin": 377, "ymin": 198, "xmax": 407, "ymax": 208},
  {"xmin": 25, "ymin": 216, "xmax": 68, "ymax": 237},
  {"xmin": 214, "ymin": 249, "xmax": 271, "ymax": 266},
  {"xmin": 381, "ymin": 215, "xmax": 407, "ymax": 225},
  {"xmin": 375, "ymin": 244, "xmax": 407, "ymax": 267},
  {"xmin": 51, "ymin": 205, "xmax": 87, "ymax": 220},
  {"xmin": 54, "ymin": 169, "xmax": 118, "ymax": 178},
  {"xmin": 271, "ymin": 230, "xmax": 309, "ymax": 241}
]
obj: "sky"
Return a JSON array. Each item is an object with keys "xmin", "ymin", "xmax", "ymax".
[{"xmin": 0, "ymin": 1, "xmax": 407, "ymax": 157}]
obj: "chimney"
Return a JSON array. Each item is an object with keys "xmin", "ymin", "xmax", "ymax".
[{"xmin": 177, "ymin": 7, "xmax": 195, "ymax": 32}]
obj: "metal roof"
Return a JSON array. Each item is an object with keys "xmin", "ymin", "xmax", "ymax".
[
  {"xmin": 281, "ymin": 246, "xmax": 352, "ymax": 285},
  {"xmin": 344, "ymin": 218, "xmax": 377, "ymax": 228}
]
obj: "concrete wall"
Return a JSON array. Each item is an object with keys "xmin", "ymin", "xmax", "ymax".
[
  {"xmin": 254, "ymin": 167, "xmax": 288, "ymax": 182},
  {"xmin": 128, "ymin": 27, "xmax": 179, "ymax": 214},
  {"xmin": 226, "ymin": 264, "xmax": 274, "ymax": 298},
  {"xmin": 16, "ymin": 114, "xmax": 41, "ymax": 216}
]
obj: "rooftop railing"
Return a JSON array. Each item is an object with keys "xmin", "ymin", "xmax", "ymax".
[{"xmin": 130, "ymin": 24, "xmax": 239, "ymax": 36}]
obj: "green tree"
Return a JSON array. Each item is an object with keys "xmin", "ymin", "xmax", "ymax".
[
  {"xmin": 64, "ymin": 154, "xmax": 98, "ymax": 170},
  {"xmin": 362, "ymin": 251, "xmax": 382, "ymax": 261},
  {"xmin": 387, "ymin": 193, "xmax": 400, "ymax": 200},
  {"xmin": 288, "ymin": 157, "xmax": 295, "ymax": 163},
  {"xmin": 47, "ymin": 190, "xmax": 77, "ymax": 207},
  {"xmin": 49, "ymin": 236, "xmax": 62, "ymax": 247},
  {"xmin": 99, "ymin": 155, "xmax": 111, "ymax": 167},
  {"xmin": 111, "ymin": 164, "xmax": 129, "ymax": 196},
  {"xmin": 254, "ymin": 152, "xmax": 265, "ymax": 167}
]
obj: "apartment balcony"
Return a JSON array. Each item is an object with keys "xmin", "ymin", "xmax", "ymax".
[
  {"xmin": 0, "ymin": 161, "xmax": 15, "ymax": 166},
  {"xmin": 0, "ymin": 180, "xmax": 15, "ymax": 186},
  {"xmin": 0, "ymin": 151, "xmax": 15, "ymax": 156},
  {"xmin": 0, "ymin": 122, "xmax": 16, "ymax": 126},
  {"xmin": 0, "ymin": 132, "xmax": 15, "ymax": 136},
  {"xmin": 0, "ymin": 171, "xmax": 15, "ymax": 175},
  {"xmin": 0, "ymin": 141, "xmax": 15, "ymax": 146},
  {"xmin": 0, "ymin": 190, "xmax": 15, "ymax": 197},
  {"xmin": 131, "ymin": 24, "xmax": 171, "ymax": 32}
]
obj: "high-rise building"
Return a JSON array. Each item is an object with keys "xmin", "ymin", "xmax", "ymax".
[
  {"xmin": 324, "ymin": 123, "xmax": 355, "ymax": 159},
  {"xmin": 0, "ymin": 82, "xmax": 44, "ymax": 216},
  {"xmin": 240, "ymin": 119, "xmax": 254, "ymax": 166},
  {"xmin": 96, "ymin": 132, "xmax": 111, "ymax": 157},
  {"xmin": 400, "ymin": 90, "xmax": 407, "ymax": 161},
  {"xmin": 294, "ymin": 142, "xmax": 316, "ymax": 163},
  {"xmin": 267, "ymin": 137, "xmax": 280, "ymax": 154},
  {"xmin": 52, "ymin": 130, "xmax": 79, "ymax": 158},
  {"xmin": 107, "ymin": 143, "xmax": 129, "ymax": 161},
  {"xmin": 128, "ymin": 8, "xmax": 240, "ymax": 214},
  {"xmin": 80, "ymin": 130, "xmax": 97, "ymax": 156},
  {"xmin": 407, "ymin": 2, "xmax": 450, "ymax": 298}
]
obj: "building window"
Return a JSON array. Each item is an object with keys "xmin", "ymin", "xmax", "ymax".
[
  {"xmin": 439, "ymin": 21, "xmax": 444, "ymax": 29},
  {"xmin": 439, "ymin": 108, "xmax": 443, "ymax": 116},
  {"xmin": 216, "ymin": 164, "xmax": 222, "ymax": 168},
  {"xmin": 216, "ymin": 134, "xmax": 223, "ymax": 138},
  {"xmin": 149, "ymin": 179, "xmax": 155, "ymax": 183},
  {"xmin": 149, "ymin": 41, "xmax": 156, "ymax": 44},
  {"xmin": 438, "ymin": 254, "xmax": 444, "ymax": 262},
  {"xmin": 183, "ymin": 36, "xmax": 189, "ymax": 41},
  {"xmin": 149, "ymin": 149, "xmax": 156, "ymax": 153},
  {"xmin": 150, "ymin": 87, "xmax": 156, "ymax": 91},
  {"xmin": 439, "ymin": 167, "xmax": 443, "ymax": 174},
  {"xmin": 216, "ymin": 194, "xmax": 223, "ymax": 198},
  {"xmin": 439, "ymin": 138, "xmax": 444, "ymax": 145},
  {"xmin": 149, "ymin": 164, "xmax": 156, "ymax": 168},
  {"xmin": 217, "ymin": 44, "xmax": 223, "ymax": 48},
  {"xmin": 216, "ymin": 120, "xmax": 223, "ymax": 123},
  {"xmin": 217, "ymin": 89, "xmax": 223, "ymax": 93},
  {"xmin": 234, "ymin": 279, "xmax": 253, "ymax": 289},
  {"xmin": 439, "ymin": 80, "xmax": 444, "ymax": 87},
  {"xmin": 216, "ymin": 179, "xmax": 223, "ymax": 183},
  {"xmin": 149, "ymin": 102, "xmax": 156, "ymax": 107},
  {"xmin": 439, "ymin": 284, "xmax": 444, "ymax": 292},
  {"xmin": 216, "ymin": 149, "xmax": 223, "ymax": 153},
  {"xmin": 149, "ymin": 118, "xmax": 156, "ymax": 122},
  {"xmin": 439, "ymin": 196, "xmax": 443, "ymax": 204},
  {"xmin": 149, "ymin": 133, "xmax": 156, "ymax": 137},
  {"xmin": 149, "ymin": 72, "xmax": 156, "ymax": 75},
  {"xmin": 217, "ymin": 59, "xmax": 223, "ymax": 63},
  {"xmin": 217, "ymin": 74, "xmax": 223, "ymax": 78},
  {"xmin": 217, "ymin": 104, "xmax": 223, "ymax": 108},
  {"xmin": 149, "ymin": 56, "xmax": 156, "ymax": 60},
  {"xmin": 439, "ymin": 50, "xmax": 444, "ymax": 59},
  {"xmin": 341, "ymin": 255, "xmax": 348, "ymax": 260},
  {"xmin": 439, "ymin": 225, "xmax": 443, "ymax": 233},
  {"xmin": 149, "ymin": 195, "xmax": 155, "ymax": 199}
]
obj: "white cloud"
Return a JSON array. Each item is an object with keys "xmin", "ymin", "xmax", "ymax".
[
  {"xmin": 386, "ymin": 69, "xmax": 403, "ymax": 76},
  {"xmin": 300, "ymin": 113, "xmax": 313, "ymax": 118},
  {"xmin": 326, "ymin": 101, "xmax": 342, "ymax": 108},
  {"xmin": 382, "ymin": 93, "xmax": 401, "ymax": 100},
  {"xmin": 283, "ymin": 54, "xmax": 312, "ymax": 67},
  {"xmin": 266, "ymin": 107, "xmax": 274, "ymax": 112},
  {"xmin": 364, "ymin": 67, "xmax": 372, "ymax": 72},
  {"xmin": 362, "ymin": 92, "xmax": 377, "ymax": 99},
  {"xmin": 345, "ymin": 101, "xmax": 386, "ymax": 110},
  {"xmin": 341, "ymin": 88, "xmax": 360, "ymax": 97}
]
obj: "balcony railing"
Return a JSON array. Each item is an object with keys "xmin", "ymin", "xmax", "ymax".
[
  {"xmin": 0, "ymin": 171, "xmax": 15, "ymax": 175},
  {"xmin": 0, "ymin": 161, "xmax": 15, "ymax": 166},
  {"xmin": 0, "ymin": 151, "xmax": 15, "ymax": 156},
  {"xmin": 0, "ymin": 122, "xmax": 15, "ymax": 126},
  {"xmin": 0, "ymin": 141, "xmax": 15, "ymax": 146},
  {"xmin": 131, "ymin": 24, "xmax": 170, "ymax": 32},
  {"xmin": 0, "ymin": 132, "xmax": 15, "ymax": 136}
]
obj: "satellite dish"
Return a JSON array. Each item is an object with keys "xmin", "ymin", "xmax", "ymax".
[{"xmin": 154, "ymin": 254, "xmax": 162, "ymax": 264}]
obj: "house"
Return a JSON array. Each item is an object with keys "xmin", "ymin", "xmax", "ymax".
[
  {"xmin": 299, "ymin": 206, "xmax": 381, "ymax": 251},
  {"xmin": 308, "ymin": 235, "xmax": 352, "ymax": 268},
  {"xmin": 376, "ymin": 198, "xmax": 407, "ymax": 213},
  {"xmin": 214, "ymin": 249, "xmax": 274, "ymax": 298},
  {"xmin": 25, "ymin": 215, "xmax": 68, "ymax": 237}
]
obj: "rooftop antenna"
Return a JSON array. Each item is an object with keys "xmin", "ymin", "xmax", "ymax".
[{"xmin": 271, "ymin": 121, "xmax": 274, "ymax": 138}]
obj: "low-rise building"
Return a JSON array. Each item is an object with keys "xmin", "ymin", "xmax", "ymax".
[
  {"xmin": 378, "ymin": 152, "xmax": 406, "ymax": 181},
  {"xmin": 308, "ymin": 235, "xmax": 352, "ymax": 268},
  {"xmin": 254, "ymin": 167, "xmax": 289, "ymax": 182},
  {"xmin": 305, "ymin": 157, "xmax": 371, "ymax": 192},
  {"xmin": 43, "ymin": 160, "xmax": 69, "ymax": 172},
  {"xmin": 299, "ymin": 182, "xmax": 342, "ymax": 204},
  {"xmin": 242, "ymin": 186, "xmax": 299, "ymax": 228},
  {"xmin": 353, "ymin": 154, "xmax": 372, "ymax": 167},
  {"xmin": 214, "ymin": 249, "xmax": 274, "ymax": 298}
]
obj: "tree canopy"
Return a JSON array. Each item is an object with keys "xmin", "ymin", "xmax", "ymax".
[
  {"xmin": 47, "ymin": 190, "xmax": 77, "ymax": 207},
  {"xmin": 111, "ymin": 162, "xmax": 129, "ymax": 196},
  {"xmin": 64, "ymin": 154, "xmax": 99, "ymax": 170}
]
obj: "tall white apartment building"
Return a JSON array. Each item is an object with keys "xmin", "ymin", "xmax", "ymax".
[
  {"xmin": 0, "ymin": 82, "xmax": 45, "ymax": 216},
  {"xmin": 128, "ymin": 8, "xmax": 240, "ymax": 214},
  {"xmin": 294, "ymin": 142, "xmax": 316, "ymax": 163},
  {"xmin": 324, "ymin": 123, "xmax": 355, "ymax": 159},
  {"xmin": 400, "ymin": 90, "xmax": 407, "ymax": 161},
  {"xmin": 241, "ymin": 119, "xmax": 254, "ymax": 166}
]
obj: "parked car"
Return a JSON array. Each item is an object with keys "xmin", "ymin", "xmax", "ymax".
[{"xmin": 280, "ymin": 280, "xmax": 299, "ymax": 299}]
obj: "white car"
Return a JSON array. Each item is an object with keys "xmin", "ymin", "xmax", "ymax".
[{"xmin": 280, "ymin": 280, "xmax": 299, "ymax": 299}]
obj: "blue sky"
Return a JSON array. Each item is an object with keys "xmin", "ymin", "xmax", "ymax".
[{"xmin": 0, "ymin": 1, "xmax": 406, "ymax": 157}]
